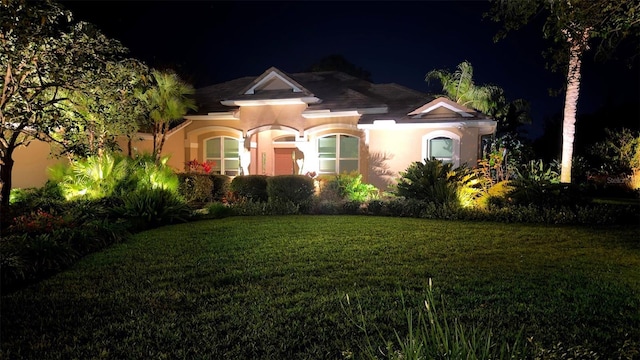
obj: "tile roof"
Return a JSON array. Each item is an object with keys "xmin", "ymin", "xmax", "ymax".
[{"xmin": 191, "ymin": 67, "xmax": 489, "ymax": 124}]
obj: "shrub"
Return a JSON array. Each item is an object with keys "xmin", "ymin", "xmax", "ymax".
[
  {"xmin": 230, "ymin": 199, "xmax": 271, "ymax": 216},
  {"xmin": 128, "ymin": 155, "xmax": 180, "ymax": 193},
  {"xmin": 8, "ymin": 210, "xmax": 70, "ymax": 235},
  {"xmin": 385, "ymin": 198, "xmax": 426, "ymax": 217},
  {"xmin": 178, "ymin": 173, "xmax": 214, "ymax": 205},
  {"xmin": 508, "ymin": 181, "xmax": 588, "ymax": 208},
  {"xmin": 396, "ymin": 160, "xmax": 458, "ymax": 205},
  {"xmin": 49, "ymin": 152, "xmax": 181, "ymax": 201},
  {"xmin": 230, "ymin": 175, "xmax": 269, "ymax": 202},
  {"xmin": 113, "ymin": 188, "xmax": 192, "ymax": 230},
  {"xmin": 516, "ymin": 159, "xmax": 560, "ymax": 183},
  {"xmin": 206, "ymin": 202, "xmax": 233, "ymax": 219},
  {"xmin": 506, "ymin": 160, "xmax": 590, "ymax": 208},
  {"xmin": 310, "ymin": 199, "xmax": 343, "ymax": 215},
  {"xmin": 7, "ymin": 182, "xmax": 65, "ymax": 212},
  {"xmin": 267, "ymin": 175, "xmax": 315, "ymax": 210},
  {"xmin": 342, "ymin": 200, "xmax": 364, "ymax": 215},
  {"xmin": 396, "ymin": 159, "xmax": 483, "ymax": 208},
  {"xmin": 209, "ymin": 174, "xmax": 231, "ymax": 201},
  {"xmin": 322, "ymin": 172, "xmax": 379, "ymax": 202},
  {"xmin": 266, "ymin": 200, "xmax": 303, "ymax": 215},
  {"xmin": 230, "ymin": 199, "xmax": 301, "ymax": 216},
  {"xmin": 9, "ymin": 181, "xmax": 63, "ymax": 205},
  {"xmin": 476, "ymin": 180, "xmax": 514, "ymax": 210},
  {"xmin": 48, "ymin": 153, "xmax": 129, "ymax": 200},
  {"xmin": 589, "ymin": 128, "xmax": 640, "ymax": 178},
  {"xmin": 365, "ymin": 199, "xmax": 387, "ymax": 216},
  {"xmin": 0, "ymin": 232, "xmax": 78, "ymax": 290}
]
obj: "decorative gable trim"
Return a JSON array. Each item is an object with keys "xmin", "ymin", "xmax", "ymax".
[
  {"xmin": 241, "ymin": 67, "xmax": 308, "ymax": 95},
  {"xmin": 221, "ymin": 97, "xmax": 320, "ymax": 106},
  {"xmin": 408, "ymin": 97, "xmax": 476, "ymax": 118}
]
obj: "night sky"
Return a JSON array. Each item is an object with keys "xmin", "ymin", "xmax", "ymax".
[{"xmin": 60, "ymin": 0, "xmax": 639, "ymax": 141}]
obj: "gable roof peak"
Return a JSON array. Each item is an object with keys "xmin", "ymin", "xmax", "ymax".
[
  {"xmin": 408, "ymin": 97, "xmax": 485, "ymax": 118},
  {"xmin": 240, "ymin": 67, "xmax": 312, "ymax": 96}
]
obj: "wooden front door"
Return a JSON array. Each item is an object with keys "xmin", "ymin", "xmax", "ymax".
[{"xmin": 274, "ymin": 148, "xmax": 295, "ymax": 175}]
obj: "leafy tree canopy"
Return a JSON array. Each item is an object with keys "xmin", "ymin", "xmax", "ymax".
[
  {"xmin": 0, "ymin": 0, "xmax": 147, "ymax": 204},
  {"xmin": 488, "ymin": 0, "xmax": 640, "ymax": 69}
]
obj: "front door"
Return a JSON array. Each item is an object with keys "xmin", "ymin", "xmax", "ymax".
[{"xmin": 274, "ymin": 148, "xmax": 295, "ymax": 175}]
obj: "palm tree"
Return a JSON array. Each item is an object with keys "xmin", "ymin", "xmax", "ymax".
[
  {"xmin": 426, "ymin": 61, "xmax": 530, "ymax": 135},
  {"xmin": 488, "ymin": 0, "xmax": 640, "ymax": 184},
  {"xmin": 138, "ymin": 70, "xmax": 197, "ymax": 163},
  {"xmin": 425, "ymin": 61, "xmax": 502, "ymax": 114},
  {"xmin": 558, "ymin": 27, "xmax": 590, "ymax": 183}
]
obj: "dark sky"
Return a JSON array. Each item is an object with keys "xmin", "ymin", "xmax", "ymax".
[{"xmin": 60, "ymin": 0, "xmax": 639, "ymax": 140}]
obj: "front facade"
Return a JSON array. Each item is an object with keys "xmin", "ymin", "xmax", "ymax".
[{"xmin": 11, "ymin": 67, "xmax": 496, "ymax": 191}]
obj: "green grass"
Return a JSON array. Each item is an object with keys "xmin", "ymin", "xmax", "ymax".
[{"xmin": 2, "ymin": 216, "xmax": 639, "ymax": 359}]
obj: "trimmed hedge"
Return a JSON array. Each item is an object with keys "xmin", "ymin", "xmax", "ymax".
[
  {"xmin": 266, "ymin": 175, "xmax": 315, "ymax": 205},
  {"xmin": 230, "ymin": 175, "xmax": 269, "ymax": 202},
  {"xmin": 209, "ymin": 174, "xmax": 231, "ymax": 201}
]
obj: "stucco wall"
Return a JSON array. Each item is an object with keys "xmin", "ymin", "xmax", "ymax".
[
  {"xmin": 364, "ymin": 127, "xmax": 482, "ymax": 191},
  {"xmin": 124, "ymin": 129, "xmax": 187, "ymax": 173},
  {"xmin": 11, "ymin": 140, "xmax": 66, "ymax": 189}
]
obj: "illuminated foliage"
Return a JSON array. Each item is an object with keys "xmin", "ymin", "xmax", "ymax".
[
  {"xmin": 0, "ymin": 0, "xmax": 147, "ymax": 205},
  {"xmin": 136, "ymin": 70, "xmax": 196, "ymax": 163},
  {"xmin": 426, "ymin": 61, "xmax": 531, "ymax": 134}
]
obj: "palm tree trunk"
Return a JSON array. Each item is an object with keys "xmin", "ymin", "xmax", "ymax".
[
  {"xmin": 156, "ymin": 122, "xmax": 169, "ymax": 164},
  {"xmin": 560, "ymin": 28, "xmax": 589, "ymax": 184}
]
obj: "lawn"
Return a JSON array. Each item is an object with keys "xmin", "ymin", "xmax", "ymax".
[{"xmin": 2, "ymin": 216, "xmax": 639, "ymax": 359}]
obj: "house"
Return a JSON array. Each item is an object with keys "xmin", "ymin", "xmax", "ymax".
[{"xmin": 11, "ymin": 67, "xmax": 496, "ymax": 191}]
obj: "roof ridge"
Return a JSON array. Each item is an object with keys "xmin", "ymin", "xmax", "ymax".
[{"xmin": 375, "ymin": 82, "xmax": 428, "ymax": 97}]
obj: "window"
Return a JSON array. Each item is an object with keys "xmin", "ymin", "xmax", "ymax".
[
  {"xmin": 429, "ymin": 137, "xmax": 454, "ymax": 164},
  {"xmin": 318, "ymin": 134, "xmax": 359, "ymax": 174},
  {"xmin": 423, "ymin": 131, "xmax": 459, "ymax": 167},
  {"xmin": 205, "ymin": 137, "xmax": 240, "ymax": 175}
]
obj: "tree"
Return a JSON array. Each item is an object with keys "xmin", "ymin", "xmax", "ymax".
[
  {"xmin": 488, "ymin": 0, "xmax": 640, "ymax": 183},
  {"xmin": 426, "ymin": 61, "xmax": 502, "ymax": 114},
  {"xmin": 426, "ymin": 61, "xmax": 530, "ymax": 134},
  {"xmin": 52, "ymin": 59, "xmax": 151, "ymax": 159},
  {"xmin": 136, "ymin": 69, "xmax": 196, "ymax": 163},
  {"xmin": 0, "ymin": 0, "xmax": 132, "ymax": 205}
]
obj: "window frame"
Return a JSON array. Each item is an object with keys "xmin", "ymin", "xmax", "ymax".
[
  {"xmin": 204, "ymin": 136, "xmax": 241, "ymax": 176},
  {"xmin": 317, "ymin": 134, "xmax": 360, "ymax": 175},
  {"xmin": 422, "ymin": 131, "xmax": 460, "ymax": 167}
]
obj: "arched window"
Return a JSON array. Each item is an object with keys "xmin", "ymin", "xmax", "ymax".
[
  {"xmin": 423, "ymin": 131, "xmax": 460, "ymax": 167},
  {"xmin": 318, "ymin": 134, "xmax": 359, "ymax": 174},
  {"xmin": 205, "ymin": 137, "xmax": 240, "ymax": 175}
]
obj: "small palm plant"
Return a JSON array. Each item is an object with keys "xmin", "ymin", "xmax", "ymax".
[
  {"xmin": 48, "ymin": 152, "xmax": 181, "ymax": 201},
  {"xmin": 396, "ymin": 159, "xmax": 484, "ymax": 208},
  {"xmin": 130, "ymin": 154, "xmax": 180, "ymax": 192},
  {"xmin": 136, "ymin": 70, "xmax": 197, "ymax": 163},
  {"xmin": 49, "ymin": 153, "xmax": 128, "ymax": 200}
]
